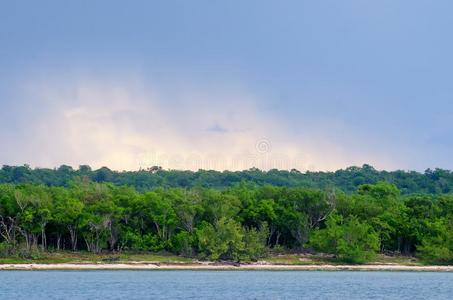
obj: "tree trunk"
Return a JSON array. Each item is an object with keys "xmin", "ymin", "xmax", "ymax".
[
  {"xmin": 68, "ymin": 225, "xmax": 78, "ymax": 251},
  {"xmin": 32, "ymin": 234, "xmax": 38, "ymax": 249},
  {"xmin": 275, "ymin": 231, "xmax": 281, "ymax": 246},
  {"xmin": 0, "ymin": 216, "xmax": 17, "ymax": 246},
  {"xmin": 56, "ymin": 233, "xmax": 62, "ymax": 250},
  {"xmin": 41, "ymin": 225, "xmax": 47, "ymax": 251}
]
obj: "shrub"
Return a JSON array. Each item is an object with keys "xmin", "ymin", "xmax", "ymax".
[
  {"xmin": 171, "ymin": 231, "xmax": 195, "ymax": 256},
  {"xmin": 309, "ymin": 214, "xmax": 379, "ymax": 263},
  {"xmin": 0, "ymin": 242, "xmax": 15, "ymax": 257},
  {"xmin": 417, "ymin": 219, "xmax": 453, "ymax": 264}
]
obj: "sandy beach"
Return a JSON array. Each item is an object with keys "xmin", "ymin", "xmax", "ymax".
[{"xmin": 1, "ymin": 263, "xmax": 452, "ymax": 271}]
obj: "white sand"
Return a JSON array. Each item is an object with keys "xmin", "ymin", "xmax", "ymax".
[{"xmin": 1, "ymin": 263, "xmax": 452, "ymax": 271}]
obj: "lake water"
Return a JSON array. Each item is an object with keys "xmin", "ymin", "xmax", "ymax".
[{"xmin": 0, "ymin": 270, "xmax": 452, "ymax": 299}]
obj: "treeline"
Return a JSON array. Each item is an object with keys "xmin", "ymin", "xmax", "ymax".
[
  {"xmin": 1, "ymin": 180, "xmax": 452, "ymax": 263},
  {"xmin": 2, "ymin": 164, "xmax": 453, "ymax": 195}
]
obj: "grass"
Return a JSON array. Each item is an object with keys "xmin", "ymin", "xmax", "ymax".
[
  {"xmin": 371, "ymin": 254, "xmax": 422, "ymax": 266},
  {"xmin": 264, "ymin": 253, "xmax": 423, "ymax": 266},
  {"xmin": 264, "ymin": 254, "xmax": 330, "ymax": 265},
  {"xmin": 0, "ymin": 251, "xmax": 195, "ymax": 264},
  {"xmin": 0, "ymin": 251, "xmax": 422, "ymax": 265}
]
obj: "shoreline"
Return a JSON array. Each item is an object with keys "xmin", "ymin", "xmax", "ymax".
[{"xmin": 1, "ymin": 263, "xmax": 452, "ymax": 271}]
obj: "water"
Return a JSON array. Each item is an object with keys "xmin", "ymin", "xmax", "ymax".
[{"xmin": 0, "ymin": 270, "xmax": 452, "ymax": 299}]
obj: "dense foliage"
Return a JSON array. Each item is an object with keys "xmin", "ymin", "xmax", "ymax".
[
  {"xmin": 3, "ymin": 164, "xmax": 453, "ymax": 194},
  {"xmin": 1, "ymin": 179, "xmax": 453, "ymax": 263}
]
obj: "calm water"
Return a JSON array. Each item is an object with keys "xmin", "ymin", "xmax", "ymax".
[{"xmin": 0, "ymin": 270, "xmax": 452, "ymax": 299}]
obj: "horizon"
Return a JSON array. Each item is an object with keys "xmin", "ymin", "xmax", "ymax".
[
  {"xmin": 1, "ymin": 163, "xmax": 450, "ymax": 174},
  {"xmin": 2, "ymin": 1, "xmax": 453, "ymax": 172}
]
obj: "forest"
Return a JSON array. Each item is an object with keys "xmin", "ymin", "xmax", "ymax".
[
  {"xmin": 2, "ymin": 164, "xmax": 453, "ymax": 195},
  {"xmin": 1, "ymin": 169, "xmax": 452, "ymax": 264}
]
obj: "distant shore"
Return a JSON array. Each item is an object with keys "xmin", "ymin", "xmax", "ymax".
[{"xmin": 1, "ymin": 262, "xmax": 452, "ymax": 271}]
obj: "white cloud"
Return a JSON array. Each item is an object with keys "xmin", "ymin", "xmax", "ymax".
[{"xmin": 4, "ymin": 74, "xmax": 396, "ymax": 171}]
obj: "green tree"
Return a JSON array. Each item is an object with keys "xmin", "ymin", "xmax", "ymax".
[
  {"xmin": 196, "ymin": 218, "xmax": 245, "ymax": 261},
  {"xmin": 310, "ymin": 214, "xmax": 380, "ymax": 263},
  {"xmin": 51, "ymin": 187, "xmax": 83, "ymax": 250},
  {"xmin": 417, "ymin": 218, "xmax": 453, "ymax": 264},
  {"xmin": 0, "ymin": 184, "xmax": 19, "ymax": 247}
]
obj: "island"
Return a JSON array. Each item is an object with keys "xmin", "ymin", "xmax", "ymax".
[{"xmin": 1, "ymin": 165, "xmax": 452, "ymax": 269}]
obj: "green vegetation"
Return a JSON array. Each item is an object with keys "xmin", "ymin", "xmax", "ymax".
[
  {"xmin": 0, "ymin": 251, "xmax": 194, "ymax": 264},
  {"xmin": 309, "ymin": 215, "xmax": 379, "ymax": 263},
  {"xmin": 3, "ymin": 164, "xmax": 453, "ymax": 194},
  {"xmin": 1, "ymin": 166, "xmax": 453, "ymax": 264}
]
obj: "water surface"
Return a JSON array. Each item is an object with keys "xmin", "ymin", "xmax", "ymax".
[{"xmin": 0, "ymin": 270, "xmax": 452, "ymax": 299}]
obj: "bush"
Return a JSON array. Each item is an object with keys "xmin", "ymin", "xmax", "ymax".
[
  {"xmin": 417, "ymin": 219, "xmax": 453, "ymax": 264},
  {"xmin": 309, "ymin": 215, "xmax": 379, "ymax": 263},
  {"xmin": 119, "ymin": 231, "xmax": 166, "ymax": 252},
  {"xmin": 196, "ymin": 219, "xmax": 269, "ymax": 262},
  {"xmin": 242, "ymin": 223, "xmax": 269, "ymax": 261},
  {"xmin": 17, "ymin": 245, "xmax": 44, "ymax": 259},
  {"xmin": 196, "ymin": 218, "xmax": 245, "ymax": 261},
  {"xmin": 0, "ymin": 242, "xmax": 15, "ymax": 257},
  {"xmin": 171, "ymin": 231, "xmax": 195, "ymax": 256}
]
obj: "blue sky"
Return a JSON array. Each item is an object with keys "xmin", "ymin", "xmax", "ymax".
[{"xmin": 1, "ymin": 1, "xmax": 452, "ymax": 171}]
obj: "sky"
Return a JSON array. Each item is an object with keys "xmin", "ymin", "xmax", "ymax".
[{"xmin": 1, "ymin": 0, "xmax": 453, "ymax": 172}]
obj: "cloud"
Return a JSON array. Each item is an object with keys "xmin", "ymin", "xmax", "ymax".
[
  {"xmin": 1, "ymin": 73, "xmax": 397, "ymax": 171},
  {"xmin": 206, "ymin": 123, "xmax": 229, "ymax": 134}
]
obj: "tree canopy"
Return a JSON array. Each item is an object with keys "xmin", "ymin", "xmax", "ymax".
[
  {"xmin": 1, "ymin": 179, "xmax": 453, "ymax": 263},
  {"xmin": 2, "ymin": 164, "xmax": 453, "ymax": 195}
]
